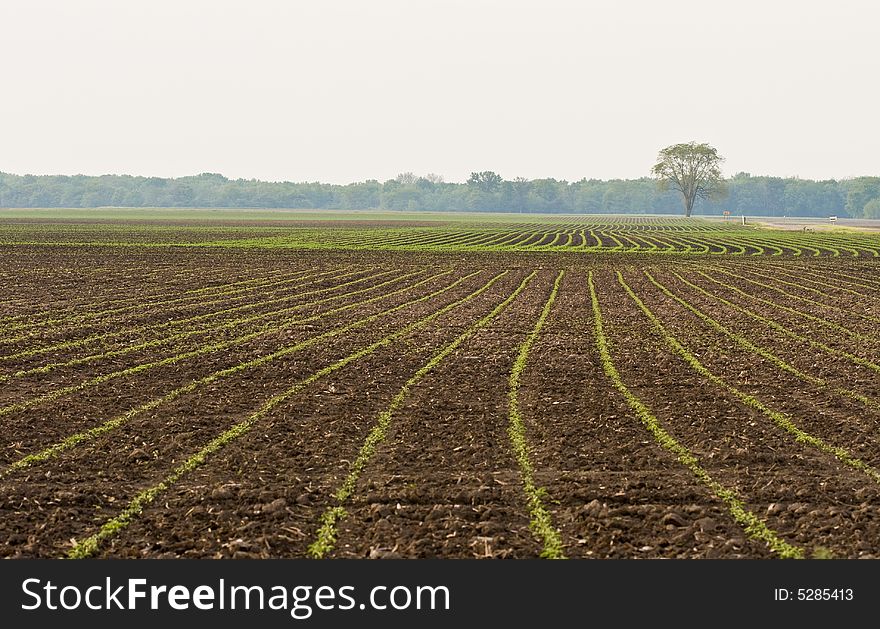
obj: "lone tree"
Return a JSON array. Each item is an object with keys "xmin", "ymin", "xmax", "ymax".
[{"xmin": 651, "ymin": 142, "xmax": 726, "ymax": 217}]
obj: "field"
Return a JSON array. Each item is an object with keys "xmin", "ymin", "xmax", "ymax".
[{"xmin": 1, "ymin": 211, "xmax": 879, "ymax": 559}]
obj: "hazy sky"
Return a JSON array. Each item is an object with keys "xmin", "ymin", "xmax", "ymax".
[{"xmin": 1, "ymin": 0, "xmax": 877, "ymax": 183}]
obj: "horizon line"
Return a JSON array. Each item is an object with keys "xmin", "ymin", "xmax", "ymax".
[{"xmin": 2, "ymin": 170, "xmax": 878, "ymax": 185}]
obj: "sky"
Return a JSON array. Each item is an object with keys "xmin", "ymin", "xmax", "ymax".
[{"xmin": 1, "ymin": 0, "xmax": 878, "ymax": 184}]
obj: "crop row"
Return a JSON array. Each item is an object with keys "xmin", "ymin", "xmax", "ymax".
[
  {"xmin": 4, "ymin": 219, "xmax": 880, "ymax": 256},
  {"xmin": 65, "ymin": 270, "xmax": 523, "ymax": 557},
  {"xmin": 0, "ymin": 269, "xmax": 458, "ymax": 421},
  {"xmin": 643, "ymin": 271, "xmax": 879, "ymax": 412},
  {"xmin": 588, "ymin": 272, "xmax": 804, "ymax": 558},
  {"xmin": 667, "ymin": 270, "xmax": 880, "ymax": 374},
  {"xmin": 617, "ymin": 273, "xmax": 880, "ymax": 483},
  {"xmin": 1, "ymin": 269, "xmax": 502, "ymax": 478},
  {"xmin": 692, "ymin": 270, "xmax": 879, "ymax": 344},
  {"xmin": 306, "ymin": 271, "xmax": 539, "ymax": 558},
  {"xmin": 0, "ymin": 264, "xmax": 313, "ymax": 328},
  {"xmin": 0, "ymin": 267, "xmax": 403, "ymax": 381},
  {"xmin": 204, "ymin": 227, "xmax": 880, "ymax": 257},
  {"xmin": 0, "ymin": 266, "xmax": 359, "ymax": 342},
  {"xmin": 2, "ymin": 261, "xmax": 878, "ymax": 559},
  {"xmin": 0, "ymin": 266, "xmax": 367, "ymax": 361}
]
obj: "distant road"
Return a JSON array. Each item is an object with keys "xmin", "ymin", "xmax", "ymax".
[{"xmin": 748, "ymin": 217, "xmax": 880, "ymax": 232}]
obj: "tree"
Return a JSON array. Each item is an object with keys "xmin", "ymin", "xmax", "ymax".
[
  {"xmin": 505, "ymin": 177, "xmax": 531, "ymax": 212},
  {"xmin": 843, "ymin": 177, "xmax": 880, "ymax": 217},
  {"xmin": 651, "ymin": 142, "xmax": 726, "ymax": 217},
  {"xmin": 864, "ymin": 198, "xmax": 880, "ymax": 219},
  {"xmin": 529, "ymin": 178, "xmax": 564, "ymax": 212},
  {"xmin": 395, "ymin": 172, "xmax": 417, "ymax": 185},
  {"xmin": 467, "ymin": 171, "xmax": 503, "ymax": 194}
]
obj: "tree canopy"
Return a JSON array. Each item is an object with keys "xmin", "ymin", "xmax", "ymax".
[
  {"xmin": 1, "ymin": 170, "xmax": 879, "ymax": 218},
  {"xmin": 467, "ymin": 171, "xmax": 503, "ymax": 193}
]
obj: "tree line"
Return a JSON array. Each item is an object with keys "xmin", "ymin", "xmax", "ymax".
[{"xmin": 1, "ymin": 171, "xmax": 879, "ymax": 218}]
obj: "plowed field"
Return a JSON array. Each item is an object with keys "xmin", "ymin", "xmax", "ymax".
[{"xmin": 2, "ymin": 215, "xmax": 878, "ymax": 559}]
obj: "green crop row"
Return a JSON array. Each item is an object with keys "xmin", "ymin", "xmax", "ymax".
[
  {"xmin": 617, "ymin": 272, "xmax": 880, "ymax": 487},
  {"xmin": 0, "ymin": 269, "xmax": 454, "ymax": 419},
  {"xmin": 643, "ymin": 271, "xmax": 880, "ymax": 413},
  {"xmin": 588, "ymin": 271, "xmax": 803, "ymax": 559},
  {"xmin": 708, "ymin": 266, "xmax": 880, "ymax": 327},
  {"xmin": 0, "ymin": 264, "xmax": 300, "ymax": 327},
  {"xmin": 0, "ymin": 267, "xmax": 364, "ymax": 362},
  {"xmin": 0, "ymin": 267, "xmax": 397, "ymax": 381},
  {"xmin": 670, "ymin": 270, "xmax": 880, "ymax": 375},
  {"xmin": 695, "ymin": 271, "xmax": 872, "ymax": 342},
  {"xmin": 307, "ymin": 271, "xmax": 538, "ymax": 558},
  {"xmin": 0, "ymin": 266, "xmax": 326, "ymax": 342},
  {"xmin": 67, "ymin": 270, "xmax": 518, "ymax": 558},
  {"xmin": 770, "ymin": 264, "xmax": 880, "ymax": 299},
  {"xmin": 1, "ymin": 270, "xmax": 490, "ymax": 479},
  {"xmin": 506, "ymin": 270, "xmax": 566, "ymax": 559}
]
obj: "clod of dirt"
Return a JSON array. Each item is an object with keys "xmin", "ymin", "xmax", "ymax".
[
  {"xmin": 424, "ymin": 507, "xmax": 445, "ymax": 522},
  {"xmin": 368, "ymin": 504, "xmax": 393, "ymax": 519},
  {"xmin": 374, "ymin": 518, "xmax": 393, "ymax": 534},
  {"xmin": 580, "ymin": 499, "xmax": 607, "ymax": 519},
  {"xmin": 661, "ymin": 512, "xmax": 688, "ymax": 527},
  {"xmin": 766, "ymin": 503, "xmax": 784, "ymax": 516},
  {"xmin": 369, "ymin": 548, "xmax": 402, "ymax": 559},
  {"xmin": 128, "ymin": 449, "xmax": 151, "ymax": 461},
  {"xmin": 477, "ymin": 521, "xmax": 503, "ymax": 536},
  {"xmin": 854, "ymin": 487, "xmax": 873, "ymax": 501},
  {"xmin": 211, "ymin": 486, "xmax": 234, "ymax": 499},
  {"xmin": 261, "ymin": 498, "xmax": 287, "ymax": 514},
  {"xmin": 232, "ymin": 551, "xmax": 261, "ymax": 559}
]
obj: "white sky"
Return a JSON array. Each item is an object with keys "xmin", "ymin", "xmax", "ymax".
[{"xmin": 1, "ymin": 0, "xmax": 877, "ymax": 183}]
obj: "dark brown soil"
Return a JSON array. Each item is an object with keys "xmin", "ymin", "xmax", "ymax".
[{"xmin": 0, "ymin": 243, "xmax": 878, "ymax": 559}]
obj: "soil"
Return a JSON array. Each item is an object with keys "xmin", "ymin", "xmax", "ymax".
[{"xmin": 0, "ymin": 241, "xmax": 878, "ymax": 559}]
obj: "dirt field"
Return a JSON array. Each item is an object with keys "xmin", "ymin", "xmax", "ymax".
[{"xmin": 1, "ymin": 227, "xmax": 879, "ymax": 559}]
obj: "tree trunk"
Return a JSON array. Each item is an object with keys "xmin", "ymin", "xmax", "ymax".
[{"xmin": 682, "ymin": 192, "xmax": 695, "ymax": 217}]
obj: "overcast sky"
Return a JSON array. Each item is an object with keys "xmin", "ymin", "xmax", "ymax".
[{"xmin": 1, "ymin": 0, "xmax": 877, "ymax": 183}]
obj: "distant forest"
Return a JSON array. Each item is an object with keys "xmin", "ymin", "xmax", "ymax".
[{"xmin": 2, "ymin": 171, "xmax": 879, "ymax": 218}]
